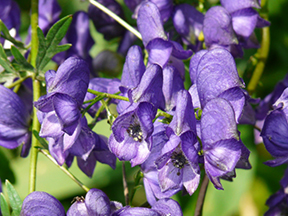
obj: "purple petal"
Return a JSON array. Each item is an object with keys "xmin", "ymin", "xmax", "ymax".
[
  {"xmin": 21, "ymin": 191, "xmax": 65, "ymax": 216},
  {"xmin": 85, "ymin": 188, "xmax": 111, "ymax": 215},
  {"xmin": 188, "ymin": 84, "xmax": 201, "ymax": 109},
  {"xmin": 201, "ymin": 98, "xmax": 239, "ymax": 145},
  {"xmin": 173, "ymin": 4, "xmax": 204, "ymax": 44},
  {"xmin": 231, "ymin": 8, "xmax": 258, "ymax": 38},
  {"xmin": 77, "ymin": 154, "xmax": 97, "ymax": 177},
  {"xmin": 67, "ymin": 201, "xmax": 89, "ymax": 216},
  {"xmin": 39, "ymin": 111, "xmax": 63, "ymax": 138},
  {"xmin": 66, "ymin": 11, "xmax": 94, "ymax": 60},
  {"xmin": 170, "ymin": 41, "xmax": 193, "ymax": 59},
  {"xmin": 261, "ymin": 109, "xmax": 288, "ymax": 158},
  {"xmin": 204, "ymin": 138, "xmax": 242, "ymax": 177},
  {"xmin": 129, "ymin": 64, "xmax": 165, "ymax": 109},
  {"xmin": 108, "ymin": 134, "xmax": 138, "ymax": 161},
  {"xmin": 47, "ymin": 57, "xmax": 90, "ymax": 106},
  {"xmin": 158, "ymin": 161, "xmax": 182, "ymax": 192},
  {"xmin": 218, "ymin": 87, "xmax": 246, "ymax": 123},
  {"xmin": 162, "ymin": 65, "xmax": 185, "ymax": 111},
  {"xmin": 48, "ymin": 136, "xmax": 68, "ymax": 165},
  {"xmin": 182, "ymin": 164, "xmax": 200, "ymax": 195},
  {"xmin": 203, "ymin": 6, "xmax": 237, "ymax": 48},
  {"xmin": 146, "ymin": 38, "xmax": 173, "ymax": 68},
  {"xmin": 53, "ymin": 94, "xmax": 81, "ymax": 135},
  {"xmin": 196, "ymin": 48, "xmax": 244, "ymax": 108},
  {"xmin": 152, "ymin": 198, "xmax": 183, "ymax": 216},
  {"xmin": 113, "ymin": 207, "xmax": 161, "ymax": 216},
  {"xmin": 120, "ymin": 45, "xmax": 145, "ymax": 91},
  {"xmin": 137, "ymin": 1, "xmax": 167, "ymax": 46},
  {"xmin": 38, "ymin": 0, "xmax": 61, "ymax": 33},
  {"xmin": 189, "ymin": 50, "xmax": 208, "ymax": 84},
  {"xmin": 169, "ymin": 90, "xmax": 196, "ymax": 135},
  {"xmin": 221, "ymin": 0, "xmax": 261, "ymax": 13}
]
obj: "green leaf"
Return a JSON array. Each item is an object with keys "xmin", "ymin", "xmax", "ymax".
[
  {"xmin": 0, "ymin": 193, "xmax": 11, "ymax": 216},
  {"xmin": 32, "ymin": 130, "xmax": 49, "ymax": 150},
  {"xmin": 36, "ymin": 15, "xmax": 72, "ymax": 71},
  {"xmin": 11, "ymin": 46, "xmax": 35, "ymax": 73},
  {"xmin": 5, "ymin": 180, "xmax": 22, "ymax": 216},
  {"xmin": 0, "ymin": 44, "xmax": 17, "ymax": 75},
  {"xmin": 0, "ymin": 20, "xmax": 25, "ymax": 49}
]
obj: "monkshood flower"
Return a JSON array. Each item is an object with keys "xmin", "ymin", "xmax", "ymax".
[
  {"xmin": 0, "ymin": 85, "xmax": 31, "ymax": 153},
  {"xmin": 195, "ymin": 48, "xmax": 246, "ymax": 122},
  {"xmin": 117, "ymin": 45, "xmax": 145, "ymax": 114},
  {"xmin": 125, "ymin": 0, "xmax": 173, "ymax": 22},
  {"xmin": 162, "ymin": 65, "xmax": 185, "ymax": 111},
  {"xmin": 88, "ymin": 0, "xmax": 126, "ymax": 40},
  {"xmin": 203, "ymin": 6, "xmax": 240, "ymax": 57},
  {"xmin": 137, "ymin": 1, "xmax": 192, "ymax": 78},
  {"xmin": 109, "ymin": 102, "xmax": 156, "ymax": 166},
  {"xmin": 34, "ymin": 57, "xmax": 90, "ymax": 135},
  {"xmin": 201, "ymin": 98, "xmax": 249, "ymax": 189},
  {"xmin": 84, "ymin": 77, "xmax": 121, "ymax": 117},
  {"xmin": 261, "ymin": 109, "xmax": 288, "ymax": 167},
  {"xmin": 20, "ymin": 191, "xmax": 66, "ymax": 216},
  {"xmin": 141, "ymin": 121, "xmax": 181, "ymax": 205},
  {"xmin": 0, "ymin": 0, "xmax": 20, "ymax": 46},
  {"xmin": 67, "ymin": 188, "xmax": 122, "ymax": 215},
  {"xmin": 221, "ymin": 0, "xmax": 270, "ymax": 50},
  {"xmin": 155, "ymin": 90, "xmax": 200, "ymax": 195},
  {"xmin": 76, "ymin": 134, "xmax": 116, "ymax": 177},
  {"xmin": 172, "ymin": 4, "xmax": 204, "ymax": 52}
]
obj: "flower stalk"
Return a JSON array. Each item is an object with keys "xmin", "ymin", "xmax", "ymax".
[
  {"xmin": 89, "ymin": 0, "xmax": 142, "ymax": 40},
  {"xmin": 28, "ymin": 0, "xmax": 41, "ymax": 194}
]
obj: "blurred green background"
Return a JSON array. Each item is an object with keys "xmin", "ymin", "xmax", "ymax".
[{"xmin": 1, "ymin": 0, "xmax": 288, "ymax": 215}]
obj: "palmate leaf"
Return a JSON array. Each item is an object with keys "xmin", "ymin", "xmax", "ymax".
[
  {"xmin": 5, "ymin": 180, "xmax": 22, "ymax": 216},
  {"xmin": 0, "ymin": 20, "xmax": 25, "ymax": 49},
  {"xmin": 36, "ymin": 15, "xmax": 72, "ymax": 71}
]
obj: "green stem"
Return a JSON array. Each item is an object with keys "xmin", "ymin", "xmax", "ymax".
[
  {"xmin": 89, "ymin": 0, "xmax": 142, "ymax": 40},
  {"xmin": 29, "ymin": 79, "xmax": 41, "ymax": 193},
  {"xmin": 39, "ymin": 149, "xmax": 90, "ymax": 192},
  {"xmin": 7, "ymin": 75, "xmax": 32, "ymax": 89},
  {"xmin": 247, "ymin": 2, "xmax": 270, "ymax": 95},
  {"xmin": 30, "ymin": 0, "xmax": 38, "ymax": 67},
  {"xmin": 28, "ymin": 0, "xmax": 39, "ymax": 194},
  {"xmin": 87, "ymin": 89, "xmax": 129, "ymax": 101},
  {"xmin": 129, "ymin": 170, "xmax": 143, "ymax": 205},
  {"xmin": 122, "ymin": 162, "xmax": 129, "ymax": 205}
]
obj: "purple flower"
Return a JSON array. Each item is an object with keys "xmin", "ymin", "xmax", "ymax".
[
  {"xmin": 34, "ymin": 57, "xmax": 90, "ymax": 135},
  {"xmin": 141, "ymin": 121, "xmax": 181, "ymax": 205},
  {"xmin": 67, "ymin": 188, "xmax": 116, "ymax": 216},
  {"xmin": 20, "ymin": 191, "xmax": 65, "ymax": 216},
  {"xmin": 0, "ymin": 85, "xmax": 31, "ymax": 151},
  {"xmin": 109, "ymin": 102, "xmax": 156, "ymax": 166},
  {"xmin": 155, "ymin": 90, "xmax": 200, "ymax": 195},
  {"xmin": 88, "ymin": 0, "xmax": 126, "ymax": 40},
  {"xmin": 137, "ymin": 1, "xmax": 192, "ymax": 77},
  {"xmin": 195, "ymin": 48, "xmax": 246, "ymax": 122},
  {"xmin": 172, "ymin": 4, "xmax": 204, "ymax": 52},
  {"xmin": 201, "ymin": 98, "xmax": 246, "ymax": 189},
  {"xmin": 261, "ymin": 108, "xmax": 288, "ymax": 167}
]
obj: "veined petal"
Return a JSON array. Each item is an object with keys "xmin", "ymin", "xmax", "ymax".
[
  {"xmin": 137, "ymin": 1, "xmax": 167, "ymax": 46},
  {"xmin": 85, "ymin": 188, "xmax": 111, "ymax": 216},
  {"xmin": 201, "ymin": 98, "xmax": 239, "ymax": 145},
  {"xmin": 53, "ymin": 94, "xmax": 81, "ymax": 135},
  {"xmin": 221, "ymin": 0, "xmax": 261, "ymax": 13},
  {"xmin": 21, "ymin": 191, "xmax": 65, "ymax": 216}
]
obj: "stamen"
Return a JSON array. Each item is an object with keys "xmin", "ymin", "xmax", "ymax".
[{"xmin": 127, "ymin": 124, "xmax": 143, "ymax": 142}]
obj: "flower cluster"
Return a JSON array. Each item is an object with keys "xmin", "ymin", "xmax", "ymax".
[{"xmin": 0, "ymin": 0, "xmax": 280, "ymax": 215}]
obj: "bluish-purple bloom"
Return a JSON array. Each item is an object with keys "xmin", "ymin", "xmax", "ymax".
[
  {"xmin": 0, "ymin": 85, "xmax": 31, "ymax": 152},
  {"xmin": 20, "ymin": 191, "xmax": 66, "ymax": 216},
  {"xmin": 155, "ymin": 90, "xmax": 200, "ymax": 195},
  {"xmin": 109, "ymin": 102, "xmax": 156, "ymax": 166}
]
